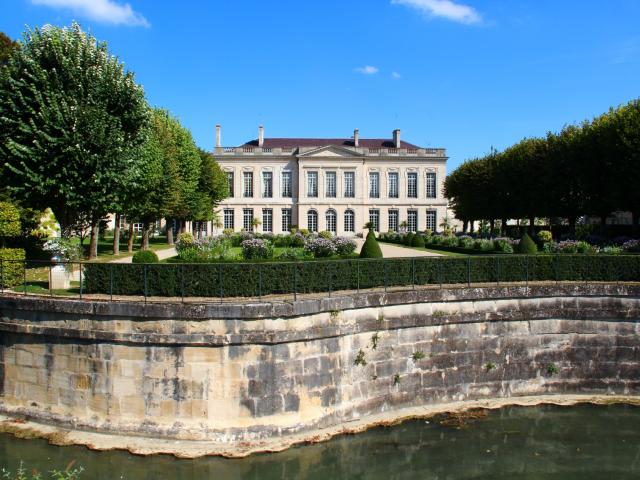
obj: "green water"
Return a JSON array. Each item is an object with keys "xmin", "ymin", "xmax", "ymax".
[{"xmin": 1, "ymin": 404, "xmax": 640, "ymax": 479}]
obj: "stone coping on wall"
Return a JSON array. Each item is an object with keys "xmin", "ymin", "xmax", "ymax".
[
  {"xmin": 1, "ymin": 283, "xmax": 639, "ymax": 347},
  {"xmin": 1, "ymin": 282, "xmax": 638, "ymax": 320}
]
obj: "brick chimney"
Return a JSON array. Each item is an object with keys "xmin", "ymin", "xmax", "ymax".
[
  {"xmin": 215, "ymin": 124, "xmax": 221, "ymax": 148},
  {"xmin": 258, "ymin": 125, "xmax": 264, "ymax": 147},
  {"xmin": 353, "ymin": 128, "xmax": 360, "ymax": 147},
  {"xmin": 393, "ymin": 129, "xmax": 401, "ymax": 148}
]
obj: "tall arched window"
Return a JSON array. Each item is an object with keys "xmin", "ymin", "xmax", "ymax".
[
  {"xmin": 326, "ymin": 209, "xmax": 337, "ymax": 233},
  {"xmin": 307, "ymin": 209, "xmax": 318, "ymax": 232},
  {"xmin": 344, "ymin": 209, "xmax": 355, "ymax": 233}
]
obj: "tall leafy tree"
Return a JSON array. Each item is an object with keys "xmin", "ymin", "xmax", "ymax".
[
  {"xmin": 0, "ymin": 23, "xmax": 150, "ymax": 259},
  {"xmin": 0, "ymin": 32, "xmax": 18, "ymax": 65}
]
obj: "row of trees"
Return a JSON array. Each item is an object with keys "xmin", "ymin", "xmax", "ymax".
[
  {"xmin": 0, "ymin": 24, "xmax": 227, "ymax": 259},
  {"xmin": 444, "ymin": 99, "xmax": 640, "ymax": 234}
]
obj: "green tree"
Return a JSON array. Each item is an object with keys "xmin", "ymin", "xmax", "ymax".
[
  {"xmin": 0, "ymin": 31, "xmax": 18, "ymax": 65},
  {"xmin": 0, "ymin": 23, "xmax": 150, "ymax": 259},
  {"xmin": 360, "ymin": 224, "xmax": 383, "ymax": 258}
]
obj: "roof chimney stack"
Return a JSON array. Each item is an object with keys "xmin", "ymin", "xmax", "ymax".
[
  {"xmin": 353, "ymin": 128, "xmax": 360, "ymax": 147},
  {"xmin": 215, "ymin": 124, "xmax": 221, "ymax": 148},
  {"xmin": 258, "ymin": 125, "xmax": 264, "ymax": 147},
  {"xmin": 393, "ymin": 129, "xmax": 401, "ymax": 148}
]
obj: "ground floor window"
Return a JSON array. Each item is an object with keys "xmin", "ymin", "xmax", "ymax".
[
  {"xmin": 192, "ymin": 221, "xmax": 207, "ymax": 236},
  {"xmin": 307, "ymin": 209, "xmax": 318, "ymax": 232},
  {"xmin": 344, "ymin": 209, "xmax": 355, "ymax": 232},
  {"xmin": 369, "ymin": 209, "xmax": 380, "ymax": 232},
  {"xmin": 408, "ymin": 209, "xmax": 418, "ymax": 232},
  {"xmin": 224, "ymin": 209, "xmax": 234, "ymax": 230},
  {"xmin": 282, "ymin": 208, "xmax": 292, "ymax": 232},
  {"xmin": 426, "ymin": 209, "xmax": 437, "ymax": 232},
  {"xmin": 243, "ymin": 208, "xmax": 254, "ymax": 231},
  {"xmin": 388, "ymin": 209, "xmax": 399, "ymax": 232},
  {"xmin": 262, "ymin": 208, "xmax": 273, "ymax": 232},
  {"xmin": 326, "ymin": 209, "xmax": 337, "ymax": 233}
]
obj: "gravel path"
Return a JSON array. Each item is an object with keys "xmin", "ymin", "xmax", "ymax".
[
  {"xmin": 355, "ymin": 238, "xmax": 441, "ymax": 257},
  {"xmin": 110, "ymin": 247, "xmax": 177, "ymax": 263}
]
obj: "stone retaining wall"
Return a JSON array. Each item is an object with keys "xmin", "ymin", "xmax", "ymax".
[{"xmin": 1, "ymin": 284, "xmax": 639, "ymax": 449}]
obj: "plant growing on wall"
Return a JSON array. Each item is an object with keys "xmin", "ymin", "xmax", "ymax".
[{"xmin": 354, "ymin": 349, "xmax": 367, "ymax": 366}]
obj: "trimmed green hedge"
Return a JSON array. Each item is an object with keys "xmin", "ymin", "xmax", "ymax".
[
  {"xmin": 0, "ymin": 248, "xmax": 25, "ymax": 287},
  {"xmin": 81, "ymin": 255, "xmax": 640, "ymax": 298}
]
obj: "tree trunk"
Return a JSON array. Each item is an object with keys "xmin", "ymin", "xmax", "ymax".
[
  {"xmin": 113, "ymin": 213, "xmax": 121, "ymax": 256},
  {"xmin": 489, "ymin": 219, "xmax": 495, "ymax": 237},
  {"xmin": 529, "ymin": 216, "xmax": 536, "ymax": 235},
  {"xmin": 501, "ymin": 218, "xmax": 508, "ymax": 236},
  {"xmin": 142, "ymin": 222, "xmax": 151, "ymax": 250},
  {"xmin": 462, "ymin": 220, "xmax": 468, "ymax": 233},
  {"xmin": 568, "ymin": 216, "xmax": 576, "ymax": 236},
  {"xmin": 127, "ymin": 222, "xmax": 135, "ymax": 253},
  {"xmin": 167, "ymin": 220, "xmax": 174, "ymax": 245},
  {"xmin": 88, "ymin": 219, "xmax": 100, "ymax": 260},
  {"xmin": 469, "ymin": 221, "xmax": 474, "ymax": 234},
  {"xmin": 632, "ymin": 211, "xmax": 639, "ymax": 237}
]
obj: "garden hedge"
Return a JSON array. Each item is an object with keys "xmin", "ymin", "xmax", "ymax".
[
  {"xmin": 81, "ymin": 255, "xmax": 640, "ymax": 298},
  {"xmin": 0, "ymin": 248, "xmax": 25, "ymax": 288}
]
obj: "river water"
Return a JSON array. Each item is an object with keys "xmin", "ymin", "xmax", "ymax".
[{"xmin": 1, "ymin": 404, "xmax": 640, "ymax": 479}]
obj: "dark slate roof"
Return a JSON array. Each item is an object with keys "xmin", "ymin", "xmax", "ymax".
[{"xmin": 241, "ymin": 138, "xmax": 421, "ymax": 149}]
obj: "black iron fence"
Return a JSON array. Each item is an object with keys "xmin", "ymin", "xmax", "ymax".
[{"xmin": 1, "ymin": 255, "xmax": 639, "ymax": 303}]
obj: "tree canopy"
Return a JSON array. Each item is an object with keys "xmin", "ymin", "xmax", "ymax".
[
  {"xmin": 445, "ymin": 98, "xmax": 640, "ymax": 232},
  {"xmin": 0, "ymin": 23, "xmax": 150, "ymax": 257}
]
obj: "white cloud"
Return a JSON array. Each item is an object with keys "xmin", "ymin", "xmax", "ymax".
[
  {"xmin": 31, "ymin": 0, "xmax": 150, "ymax": 27},
  {"xmin": 355, "ymin": 65, "xmax": 379, "ymax": 75},
  {"xmin": 391, "ymin": 71, "xmax": 402, "ymax": 79},
  {"xmin": 391, "ymin": 0, "xmax": 481, "ymax": 25}
]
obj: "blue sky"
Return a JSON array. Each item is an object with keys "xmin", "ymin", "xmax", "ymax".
[{"xmin": 3, "ymin": 0, "xmax": 640, "ymax": 170}]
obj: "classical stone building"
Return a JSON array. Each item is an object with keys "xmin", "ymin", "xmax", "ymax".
[{"xmin": 213, "ymin": 126, "xmax": 450, "ymax": 236}]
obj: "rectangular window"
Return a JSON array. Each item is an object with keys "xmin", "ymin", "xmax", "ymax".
[
  {"xmin": 281, "ymin": 171, "xmax": 292, "ymax": 198},
  {"xmin": 426, "ymin": 172, "xmax": 437, "ymax": 198},
  {"xmin": 344, "ymin": 210, "xmax": 355, "ymax": 232},
  {"xmin": 388, "ymin": 209, "xmax": 399, "ymax": 232},
  {"xmin": 388, "ymin": 172, "xmax": 399, "ymax": 198},
  {"xmin": 243, "ymin": 172, "xmax": 253, "ymax": 198},
  {"xmin": 133, "ymin": 223, "xmax": 143, "ymax": 233},
  {"xmin": 344, "ymin": 172, "xmax": 355, "ymax": 198},
  {"xmin": 326, "ymin": 171, "xmax": 336, "ymax": 198},
  {"xmin": 243, "ymin": 208, "xmax": 253, "ymax": 231},
  {"xmin": 226, "ymin": 172, "xmax": 234, "ymax": 197},
  {"xmin": 282, "ymin": 208, "xmax": 292, "ymax": 232},
  {"xmin": 223, "ymin": 208, "xmax": 234, "ymax": 230},
  {"xmin": 262, "ymin": 208, "xmax": 272, "ymax": 232},
  {"xmin": 307, "ymin": 171, "xmax": 318, "ymax": 197},
  {"xmin": 369, "ymin": 209, "xmax": 380, "ymax": 232},
  {"xmin": 369, "ymin": 172, "xmax": 380, "ymax": 198},
  {"xmin": 262, "ymin": 171, "xmax": 273, "ymax": 198},
  {"xmin": 408, "ymin": 209, "xmax": 418, "ymax": 232},
  {"xmin": 407, "ymin": 172, "xmax": 417, "ymax": 198},
  {"xmin": 426, "ymin": 210, "xmax": 437, "ymax": 232}
]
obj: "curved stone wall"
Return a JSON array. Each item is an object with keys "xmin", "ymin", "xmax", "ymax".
[{"xmin": 1, "ymin": 284, "xmax": 639, "ymax": 455}]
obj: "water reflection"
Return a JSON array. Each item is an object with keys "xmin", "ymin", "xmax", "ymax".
[{"xmin": 1, "ymin": 404, "xmax": 640, "ymax": 479}]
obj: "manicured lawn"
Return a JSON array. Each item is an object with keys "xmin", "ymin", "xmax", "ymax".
[
  {"xmin": 10, "ymin": 280, "xmax": 80, "ymax": 296},
  {"xmin": 74, "ymin": 235, "xmax": 173, "ymax": 262}
]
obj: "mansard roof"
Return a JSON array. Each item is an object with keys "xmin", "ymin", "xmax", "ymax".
[{"xmin": 241, "ymin": 138, "xmax": 420, "ymax": 149}]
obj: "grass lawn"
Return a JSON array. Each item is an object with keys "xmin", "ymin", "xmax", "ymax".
[
  {"xmin": 74, "ymin": 235, "xmax": 173, "ymax": 262},
  {"xmin": 10, "ymin": 280, "xmax": 80, "ymax": 296}
]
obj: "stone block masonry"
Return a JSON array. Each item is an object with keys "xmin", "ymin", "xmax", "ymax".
[{"xmin": 0, "ymin": 283, "xmax": 640, "ymax": 456}]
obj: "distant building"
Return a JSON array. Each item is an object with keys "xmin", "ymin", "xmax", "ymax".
[{"xmin": 212, "ymin": 126, "xmax": 451, "ymax": 236}]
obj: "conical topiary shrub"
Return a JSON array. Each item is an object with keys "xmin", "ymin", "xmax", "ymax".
[
  {"xmin": 360, "ymin": 228, "xmax": 383, "ymax": 258},
  {"xmin": 517, "ymin": 233, "xmax": 538, "ymax": 254},
  {"xmin": 411, "ymin": 234, "xmax": 425, "ymax": 248}
]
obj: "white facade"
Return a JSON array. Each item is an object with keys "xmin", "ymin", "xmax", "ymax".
[{"xmin": 213, "ymin": 128, "xmax": 450, "ymax": 236}]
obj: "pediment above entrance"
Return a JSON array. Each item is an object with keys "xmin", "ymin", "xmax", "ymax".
[{"xmin": 298, "ymin": 145, "xmax": 362, "ymax": 158}]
